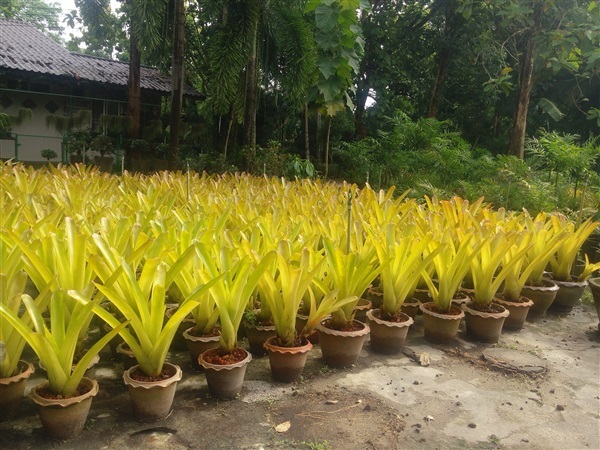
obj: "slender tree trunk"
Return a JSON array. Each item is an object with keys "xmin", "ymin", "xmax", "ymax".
[
  {"xmin": 316, "ymin": 113, "xmax": 322, "ymax": 163},
  {"xmin": 304, "ymin": 103, "xmax": 310, "ymax": 160},
  {"xmin": 243, "ymin": 7, "xmax": 259, "ymax": 169},
  {"xmin": 427, "ymin": 47, "xmax": 451, "ymax": 118},
  {"xmin": 354, "ymin": 81, "xmax": 369, "ymax": 138},
  {"xmin": 168, "ymin": 0, "xmax": 185, "ymax": 169},
  {"xmin": 508, "ymin": 5, "xmax": 542, "ymax": 159},
  {"xmin": 324, "ymin": 116, "xmax": 332, "ymax": 178},
  {"xmin": 128, "ymin": 25, "xmax": 141, "ymax": 161}
]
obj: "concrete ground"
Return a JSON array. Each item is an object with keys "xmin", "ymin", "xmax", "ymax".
[{"xmin": 1, "ymin": 299, "xmax": 599, "ymax": 450}]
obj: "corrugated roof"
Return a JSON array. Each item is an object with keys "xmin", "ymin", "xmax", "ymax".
[{"xmin": 0, "ymin": 19, "xmax": 200, "ymax": 96}]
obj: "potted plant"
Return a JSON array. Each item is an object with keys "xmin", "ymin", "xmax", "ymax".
[
  {"xmin": 259, "ymin": 243, "xmax": 325, "ymax": 382},
  {"xmin": 170, "ymin": 254, "xmax": 221, "ymax": 369},
  {"xmin": 195, "ymin": 244, "xmax": 275, "ymax": 399},
  {"xmin": 462, "ymin": 230, "xmax": 529, "ymax": 343},
  {"xmin": 86, "ymin": 244, "xmax": 218, "ymax": 421},
  {"xmin": 0, "ymin": 290, "xmax": 125, "ymax": 439},
  {"xmin": 420, "ymin": 230, "xmax": 483, "ymax": 344},
  {"xmin": 91, "ymin": 134, "xmax": 115, "ymax": 172},
  {"xmin": 367, "ymin": 224, "xmax": 440, "ymax": 353},
  {"xmin": 316, "ymin": 238, "xmax": 381, "ymax": 368},
  {"xmin": 547, "ymin": 216, "xmax": 600, "ymax": 314},
  {"xmin": 40, "ymin": 148, "xmax": 57, "ymax": 163},
  {"xmin": 0, "ymin": 250, "xmax": 52, "ymax": 421},
  {"xmin": 520, "ymin": 214, "xmax": 568, "ymax": 319}
]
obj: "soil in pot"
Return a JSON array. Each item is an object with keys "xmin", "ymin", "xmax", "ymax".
[
  {"xmin": 123, "ymin": 362, "xmax": 182, "ymax": 422},
  {"xmin": 462, "ymin": 301, "xmax": 509, "ymax": 344},
  {"xmin": 30, "ymin": 377, "xmax": 98, "ymax": 440},
  {"xmin": 547, "ymin": 277, "xmax": 588, "ymax": 315},
  {"xmin": 183, "ymin": 326, "xmax": 221, "ymax": 369},
  {"xmin": 494, "ymin": 296, "xmax": 534, "ymax": 331},
  {"xmin": 316, "ymin": 319, "xmax": 370, "ymax": 368},
  {"xmin": 522, "ymin": 280, "xmax": 559, "ymax": 320},
  {"xmin": 0, "ymin": 360, "xmax": 35, "ymax": 421},
  {"xmin": 199, "ymin": 348, "xmax": 252, "ymax": 399},
  {"xmin": 367, "ymin": 309, "xmax": 413, "ymax": 354},
  {"xmin": 264, "ymin": 336, "xmax": 313, "ymax": 382},
  {"xmin": 420, "ymin": 302, "xmax": 464, "ymax": 344}
]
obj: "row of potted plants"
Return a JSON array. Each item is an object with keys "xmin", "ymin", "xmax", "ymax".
[{"xmin": 1, "ymin": 162, "xmax": 599, "ymax": 441}]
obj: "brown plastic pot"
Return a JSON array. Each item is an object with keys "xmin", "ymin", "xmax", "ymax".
[
  {"xmin": 0, "ymin": 360, "xmax": 35, "ymax": 421},
  {"xmin": 30, "ymin": 377, "xmax": 98, "ymax": 440},
  {"xmin": 366, "ymin": 309, "xmax": 413, "ymax": 354},
  {"xmin": 245, "ymin": 323, "xmax": 277, "ymax": 356},
  {"xmin": 365, "ymin": 286, "xmax": 383, "ymax": 309},
  {"xmin": 521, "ymin": 280, "xmax": 559, "ymax": 320},
  {"xmin": 547, "ymin": 277, "xmax": 588, "ymax": 315},
  {"xmin": 116, "ymin": 342, "xmax": 137, "ymax": 369},
  {"xmin": 123, "ymin": 362, "xmax": 182, "ymax": 422},
  {"xmin": 400, "ymin": 298, "xmax": 421, "ymax": 320},
  {"xmin": 263, "ymin": 336, "xmax": 313, "ymax": 382},
  {"xmin": 420, "ymin": 302, "xmax": 464, "ymax": 344},
  {"xmin": 199, "ymin": 348, "xmax": 252, "ymax": 399},
  {"xmin": 183, "ymin": 327, "xmax": 221, "ymax": 369},
  {"xmin": 494, "ymin": 296, "xmax": 534, "ymax": 331},
  {"xmin": 462, "ymin": 301, "xmax": 509, "ymax": 343},
  {"xmin": 353, "ymin": 298, "xmax": 372, "ymax": 323},
  {"xmin": 316, "ymin": 319, "xmax": 370, "ymax": 368}
]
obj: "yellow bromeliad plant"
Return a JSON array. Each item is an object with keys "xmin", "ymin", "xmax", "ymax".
[
  {"xmin": 256, "ymin": 241, "xmax": 325, "ymax": 347},
  {"xmin": 368, "ymin": 223, "xmax": 441, "ymax": 318},
  {"xmin": 548, "ymin": 215, "xmax": 599, "ymax": 282}
]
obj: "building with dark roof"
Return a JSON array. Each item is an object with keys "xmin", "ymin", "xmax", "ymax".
[{"xmin": 0, "ymin": 18, "xmax": 198, "ymax": 164}]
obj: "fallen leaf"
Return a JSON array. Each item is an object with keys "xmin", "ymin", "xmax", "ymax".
[
  {"xmin": 325, "ymin": 399, "xmax": 338, "ymax": 405},
  {"xmin": 275, "ymin": 421, "xmax": 291, "ymax": 433},
  {"xmin": 420, "ymin": 353, "xmax": 430, "ymax": 366},
  {"xmin": 424, "ymin": 415, "xmax": 434, "ymax": 423}
]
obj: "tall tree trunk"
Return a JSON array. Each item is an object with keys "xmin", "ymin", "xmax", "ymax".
[
  {"xmin": 508, "ymin": 5, "xmax": 542, "ymax": 159},
  {"xmin": 427, "ymin": 46, "xmax": 451, "ymax": 118},
  {"xmin": 354, "ymin": 81, "xmax": 369, "ymax": 138},
  {"xmin": 168, "ymin": 0, "xmax": 185, "ymax": 169},
  {"xmin": 243, "ymin": 7, "xmax": 259, "ymax": 169},
  {"xmin": 304, "ymin": 103, "xmax": 310, "ymax": 160},
  {"xmin": 128, "ymin": 25, "xmax": 141, "ymax": 161}
]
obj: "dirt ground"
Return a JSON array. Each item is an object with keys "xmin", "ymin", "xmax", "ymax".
[{"xmin": 1, "ymin": 298, "xmax": 599, "ymax": 450}]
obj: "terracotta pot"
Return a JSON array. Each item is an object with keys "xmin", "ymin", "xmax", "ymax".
[
  {"xmin": 123, "ymin": 362, "xmax": 182, "ymax": 421},
  {"xmin": 366, "ymin": 309, "xmax": 413, "ymax": 354},
  {"xmin": 165, "ymin": 306, "xmax": 195, "ymax": 351},
  {"xmin": 365, "ymin": 286, "xmax": 383, "ymax": 309},
  {"xmin": 199, "ymin": 348, "xmax": 252, "ymax": 399},
  {"xmin": 263, "ymin": 336, "xmax": 313, "ymax": 382},
  {"xmin": 521, "ymin": 280, "xmax": 559, "ymax": 319},
  {"xmin": 588, "ymin": 278, "xmax": 600, "ymax": 330},
  {"xmin": 353, "ymin": 298, "xmax": 372, "ymax": 323},
  {"xmin": 454, "ymin": 290, "xmax": 471, "ymax": 306},
  {"xmin": 116, "ymin": 342, "xmax": 137, "ymax": 369},
  {"xmin": 547, "ymin": 277, "xmax": 588, "ymax": 315},
  {"xmin": 0, "ymin": 360, "xmax": 35, "ymax": 421},
  {"xmin": 420, "ymin": 302, "xmax": 464, "ymax": 344},
  {"xmin": 462, "ymin": 301, "xmax": 509, "ymax": 343},
  {"xmin": 316, "ymin": 319, "xmax": 370, "ymax": 368},
  {"xmin": 493, "ymin": 296, "xmax": 534, "ymax": 331},
  {"xmin": 30, "ymin": 377, "xmax": 98, "ymax": 440},
  {"xmin": 245, "ymin": 323, "xmax": 277, "ymax": 356},
  {"xmin": 295, "ymin": 313, "xmax": 318, "ymax": 344},
  {"xmin": 401, "ymin": 298, "xmax": 421, "ymax": 319},
  {"xmin": 183, "ymin": 327, "xmax": 220, "ymax": 369}
]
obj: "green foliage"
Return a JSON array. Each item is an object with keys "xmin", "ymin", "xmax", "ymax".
[{"xmin": 40, "ymin": 148, "xmax": 57, "ymax": 161}]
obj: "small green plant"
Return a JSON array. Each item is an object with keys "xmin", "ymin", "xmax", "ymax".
[{"xmin": 41, "ymin": 148, "xmax": 57, "ymax": 161}]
